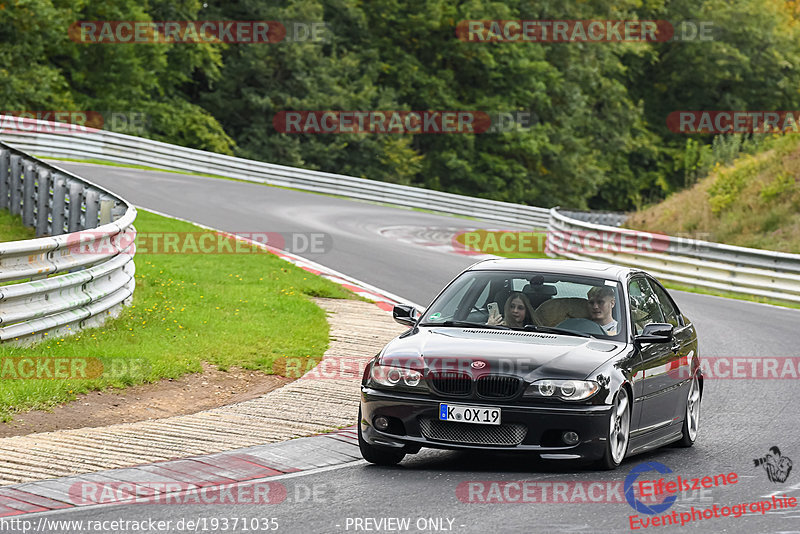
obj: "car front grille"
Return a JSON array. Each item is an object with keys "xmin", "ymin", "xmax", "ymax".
[
  {"xmin": 430, "ymin": 372, "xmax": 472, "ymax": 395},
  {"xmin": 419, "ymin": 418, "xmax": 527, "ymax": 446},
  {"xmin": 429, "ymin": 372, "xmax": 522, "ymax": 399},
  {"xmin": 476, "ymin": 375, "xmax": 522, "ymax": 399}
]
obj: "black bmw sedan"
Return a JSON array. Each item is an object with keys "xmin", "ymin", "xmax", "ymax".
[{"xmin": 358, "ymin": 259, "xmax": 702, "ymax": 470}]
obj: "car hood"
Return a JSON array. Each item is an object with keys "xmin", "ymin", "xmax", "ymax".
[{"xmin": 378, "ymin": 327, "xmax": 626, "ymax": 380}]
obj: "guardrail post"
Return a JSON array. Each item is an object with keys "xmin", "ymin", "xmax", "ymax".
[
  {"xmin": 35, "ymin": 170, "xmax": 51, "ymax": 236},
  {"xmin": 83, "ymin": 189, "xmax": 99, "ymax": 230},
  {"xmin": 99, "ymin": 197, "xmax": 114, "ymax": 225},
  {"xmin": 22, "ymin": 162, "xmax": 36, "ymax": 227},
  {"xmin": 111, "ymin": 201, "xmax": 126, "ymax": 222},
  {"xmin": 51, "ymin": 173, "xmax": 67, "ymax": 235},
  {"xmin": 67, "ymin": 181, "xmax": 84, "ymax": 233},
  {"xmin": 9, "ymin": 154, "xmax": 22, "ymax": 216},
  {"xmin": 0, "ymin": 148, "xmax": 8, "ymax": 210}
]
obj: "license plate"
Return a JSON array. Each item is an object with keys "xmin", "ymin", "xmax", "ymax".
[{"xmin": 439, "ymin": 404, "xmax": 501, "ymax": 425}]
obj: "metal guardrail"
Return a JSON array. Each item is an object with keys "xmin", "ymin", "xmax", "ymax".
[
  {"xmin": 0, "ymin": 116, "xmax": 550, "ymax": 229},
  {"xmin": 4, "ymin": 116, "xmax": 799, "ymax": 307},
  {"xmin": 558, "ymin": 209, "xmax": 627, "ymax": 227},
  {"xmin": 547, "ymin": 208, "xmax": 800, "ymax": 304},
  {"xmin": 0, "ymin": 140, "xmax": 136, "ymax": 344}
]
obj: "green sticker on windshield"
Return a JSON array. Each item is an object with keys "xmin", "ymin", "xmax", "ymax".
[{"xmin": 428, "ymin": 312, "xmax": 442, "ymax": 321}]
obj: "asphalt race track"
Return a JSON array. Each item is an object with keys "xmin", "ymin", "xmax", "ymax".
[{"xmin": 26, "ymin": 162, "xmax": 800, "ymax": 533}]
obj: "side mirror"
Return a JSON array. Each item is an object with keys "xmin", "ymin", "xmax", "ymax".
[
  {"xmin": 635, "ymin": 323, "xmax": 674, "ymax": 344},
  {"xmin": 393, "ymin": 304, "xmax": 419, "ymax": 327}
]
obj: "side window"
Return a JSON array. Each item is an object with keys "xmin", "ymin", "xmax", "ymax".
[
  {"xmin": 649, "ymin": 280, "xmax": 681, "ymax": 327},
  {"xmin": 628, "ymin": 278, "xmax": 665, "ymax": 335}
]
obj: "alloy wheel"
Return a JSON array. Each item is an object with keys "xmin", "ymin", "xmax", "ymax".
[
  {"xmin": 609, "ymin": 389, "xmax": 630, "ymax": 465},
  {"xmin": 686, "ymin": 375, "xmax": 701, "ymax": 441}
]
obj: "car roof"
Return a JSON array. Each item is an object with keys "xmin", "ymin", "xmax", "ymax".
[{"xmin": 467, "ymin": 258, "xmax": 640, "ymax": 282}]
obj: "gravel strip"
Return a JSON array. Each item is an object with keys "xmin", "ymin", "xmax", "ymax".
[{"xmin": 0, "ymin": 298, "xmax": 405, "ymax": 486}]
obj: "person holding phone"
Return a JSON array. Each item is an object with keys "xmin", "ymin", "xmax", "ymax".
[
  {"xmin": 487, "ymin": 292, "xmax": 536, "ymax": 328},
  {"xmin": 487, "ymin": 301, "xmax": 503, "ymax": 325}
]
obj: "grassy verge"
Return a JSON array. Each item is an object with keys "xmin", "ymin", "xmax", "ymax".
[
  {"xmin": 0, "ymin": 209, "xmax": 356, "ymax": 422},
  {"xmin": 0, "ymin": 210, "xmax": 36, "ymax": 242},
  {"xmin": 626, "ymin": 135, "xmax": 800, "ymax": 253}
]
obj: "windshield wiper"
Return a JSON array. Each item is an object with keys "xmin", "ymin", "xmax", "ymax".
[
  {"xmin": 521, "ymin": 324, "xmax": 593, "ymax": 338},
  {"xmin": 420, "ymin": 320, "xmax": 511, "ymax": 330}
]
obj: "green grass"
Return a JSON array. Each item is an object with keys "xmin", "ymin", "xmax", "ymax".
[
  {"xmin": 0, "ymin": 210, "xmax": 35, "ymax": 242},
  {"xmin": 626, "ymin": 135, "xmax": 800, "ymax": 253},
  {"xmin": 0, "ymin": 209, "xmax": 356, "ymax": 422}
]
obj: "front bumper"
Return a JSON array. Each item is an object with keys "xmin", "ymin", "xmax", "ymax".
[{"xmin": 360, "ymin": 387, "xmax": 612, "ymax": 460}]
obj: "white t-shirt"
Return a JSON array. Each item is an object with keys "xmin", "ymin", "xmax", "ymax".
[{"xmin": 601, "ymin": 320, "xmax": 618, "ymax": 335}]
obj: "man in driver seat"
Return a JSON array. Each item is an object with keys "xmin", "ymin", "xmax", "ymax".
[{"xmin": 587, "ymin": 286, "xmax": 618, "ymax": 335}]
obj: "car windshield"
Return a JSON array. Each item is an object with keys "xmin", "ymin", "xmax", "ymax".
[{"xmin": 419, "ymin": 269, "xmax": 627, "ymax": 340}]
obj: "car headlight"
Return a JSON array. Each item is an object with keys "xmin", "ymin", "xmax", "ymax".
[
  {"xmin": 368, "ymin": 363, "xmax": 427, "ymax": 391},
  {"xmin": 523, "ymin": 379, "xmax": 599, "ymax": 401}
]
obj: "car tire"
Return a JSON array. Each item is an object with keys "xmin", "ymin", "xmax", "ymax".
[
  {"xmin": 676, "ymin": 374, "xmax": 701, "ymax": 447},
  {"xmin": 358, "ymin": 408, "xmax": 405, "ymax": 466},
  {"xmin": 596, "ymin": 388, "xmax": 631, "ymax": 470}
]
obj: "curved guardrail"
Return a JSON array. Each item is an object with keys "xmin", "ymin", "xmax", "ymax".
[
  {"xmin": 0, "ymin": 116, "xmax": 550, "ymax": 229},
  {"xmin": 557, "ymin": 209, "xmax": 627, "ymax": 227},
  {"xmin": 547, "ymin": 208, "xmax": 800, "ymax": 304},
  {"xmin": 0, "ymin": 140, "xmax": 136, "ymax": 344},
  {"xmin": 4, "ymin": 115, "xmax": 799, "ymax": 307}
]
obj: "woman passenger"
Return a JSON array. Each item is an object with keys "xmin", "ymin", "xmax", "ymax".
[{"xmin": 488, "ymin": 291, "xmax": 536, "ymax": 328}]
